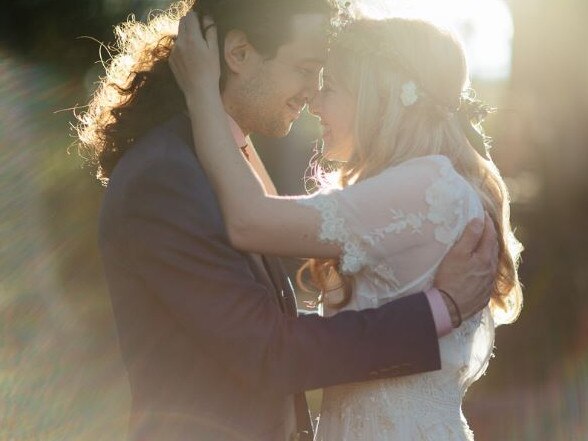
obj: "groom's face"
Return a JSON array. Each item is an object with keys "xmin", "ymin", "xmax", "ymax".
[{"xmin": 234, "ymin": 14, "xmax": 328, "ymax": 137}]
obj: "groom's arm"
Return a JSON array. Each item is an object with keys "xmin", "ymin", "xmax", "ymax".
[
  {"xmin": 422, "ymin": 213, "xmax": 498, "ymax": 333},
  {"xmin": 117, "ymin": 148, "xmax": 461, "ymax": 395}
]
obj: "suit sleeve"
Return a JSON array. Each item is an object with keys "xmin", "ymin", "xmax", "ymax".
[{"xmin": 119, "ymin": 150, "xmax": 441, "ymax": 395}]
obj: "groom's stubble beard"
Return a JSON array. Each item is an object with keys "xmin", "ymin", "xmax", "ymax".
[{"xmin": 236, "ymin": 63, "xmax": 298, "ymax": 138}]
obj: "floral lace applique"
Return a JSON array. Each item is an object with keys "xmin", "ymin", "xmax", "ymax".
[
  {"xmin": 425, "ymin": 160, "xmax": 467, "ymax": 245},
  {"xmin": 300, "ymin": 158, "xmax": 471, "ymax": 280},
  {"xmin": 363, "ymin": 209, "xmax": 425, "ymax": 247},
  {"xmin": 298, "ymin": 195, "xmax": 368, "ymax": 274},
  {"xmin": 361, "ymin": 160, "xmax": 468, "ymax": 254}
]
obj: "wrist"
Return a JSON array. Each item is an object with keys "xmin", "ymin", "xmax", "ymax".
[
  {"xmin": 184, "ymin": 82, "xmax": 216, "ymax": 99},
  {"xmin": 425, "ymin": 288, "xmax": 453, "ymax": 337},
  {"xmin": 184, "ymin": 84, "xmax": 223, "ymax": 111},
  {"xmin": 439, "ymin": 289, "xmax": 463, "ymax": 328}
]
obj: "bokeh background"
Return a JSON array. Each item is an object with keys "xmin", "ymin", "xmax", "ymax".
[{"xmin": 1, "ymin": 0, "xmax": 587, "ymax": 439}]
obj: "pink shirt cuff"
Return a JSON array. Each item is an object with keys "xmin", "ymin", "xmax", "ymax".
[{"xmin": 425, "ymin": 288, "xmax": 453, "ymax": 337}]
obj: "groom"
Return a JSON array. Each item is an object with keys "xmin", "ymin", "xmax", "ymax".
[{"xmin": 94, "ymin": 0, "xmax": 498, "ymax": 440}]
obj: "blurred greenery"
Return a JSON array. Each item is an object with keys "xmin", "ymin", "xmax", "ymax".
[{"xmin": 1, "ymin": 0, "xmax": 587, "ymax": 440}]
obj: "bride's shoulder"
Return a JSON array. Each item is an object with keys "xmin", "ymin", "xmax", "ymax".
[
  {"xmin": 394, "ymin": 155, "xmax": 472, "ymax": 182},
  {"xmin": 382, "ymin": 154, "xmax": 480, "ymax": 202},
  {"xmin": 345, "ymin": 155, "xmax": 474, "ymax": 199},
  {"xmin": 394, "ymin": 154, "xmax": 452, "ymax": 170}
]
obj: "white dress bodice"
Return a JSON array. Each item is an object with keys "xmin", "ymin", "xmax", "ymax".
[{"xmin": 298, "ymin": 155, "xmax": 495, "ymax": 440}]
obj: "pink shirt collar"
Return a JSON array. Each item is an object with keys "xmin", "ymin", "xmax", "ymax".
[{"xmin": 227, "ymin": 113, "xmax": 247, "ymax": 147}]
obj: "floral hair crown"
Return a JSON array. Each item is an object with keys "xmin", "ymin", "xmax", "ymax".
[{"xmin": 334, "ymin": 1, "xmax": 354, "ymax": 29}]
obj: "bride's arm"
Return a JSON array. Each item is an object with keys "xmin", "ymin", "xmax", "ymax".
[
  {"xmin": 188, "ymin": 89, "xmax": 336, "ymax": 258},
  {"xmin": 170, "ymin": 12, "xmax": 339, "ymax": 258}
]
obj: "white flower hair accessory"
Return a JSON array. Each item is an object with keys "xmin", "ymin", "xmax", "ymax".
[{"xmin": 400, "ymin": 80, "xmax": 420, "ymax": 107}]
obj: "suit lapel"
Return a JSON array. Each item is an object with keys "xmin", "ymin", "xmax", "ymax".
[
  {"xmin": 246, "ymin": 254, "xmax": 280, "ymax": 299},
  {"xmin": 260, "ymin": 255, "xmax": 298, "ymax": 317},
  {"xmin": 170, "ymin": 113, "xmax": 313, "ymax": 439},
  {"xmin": 259, "ymin": 254, "xmax": 313, "ymax": 440}
]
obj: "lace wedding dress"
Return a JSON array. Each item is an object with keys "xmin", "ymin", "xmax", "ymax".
[{"xmin": 299, "ymin": 155, "xmax": 495, "ymax": 440}]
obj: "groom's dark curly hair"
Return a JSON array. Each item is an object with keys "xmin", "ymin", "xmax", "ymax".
[{"xmin": 77, "ymin": 0, "xmax": 337, "ymax": 185}]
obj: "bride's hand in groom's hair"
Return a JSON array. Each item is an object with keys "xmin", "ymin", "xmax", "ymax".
[
  {"xmin": 434, "ymin": 212, "xmax": 499, "ymax": 325},
  {"xmin": 170, "ymin": 11, "xmax": 220, "ymax": 96}
]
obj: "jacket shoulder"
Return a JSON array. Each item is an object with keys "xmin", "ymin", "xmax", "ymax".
[
  {"xmin": 99, "ymin": 115, "xmax": 218, "ymax": 245},
  {"xmin": 111, "ymin": 114, "xmax": 199, "ymax": 184}
]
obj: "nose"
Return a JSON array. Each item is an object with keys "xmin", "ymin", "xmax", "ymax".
[
  {"xmin": 308, "ymin": 91, "xmax": 321, "ymax": 117},
  {"xmin": 301, "ymin": 71, "xmax": 321, "ymax": 106}
]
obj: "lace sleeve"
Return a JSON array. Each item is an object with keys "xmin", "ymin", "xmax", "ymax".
[
  {"xmin": 298, "ymin": 193, "xmax": 369, "ymax": 274},
  {"xmin": 298, "ymin": 156, "xmax": 484, "ymax": 285}
]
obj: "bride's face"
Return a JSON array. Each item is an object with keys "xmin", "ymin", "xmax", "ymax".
[{"xmin": 309, "ymin": 63, "xmax": 356, "ymax": 162}]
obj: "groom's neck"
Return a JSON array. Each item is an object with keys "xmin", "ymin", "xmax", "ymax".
[{"xmin": 221, "ymin": 90, "xmax": 251, "ymax": 138}]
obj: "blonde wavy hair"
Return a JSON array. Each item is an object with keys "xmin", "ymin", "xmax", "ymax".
[{"xmin": 298, "ymin": 18, "xmax": 523, "ymax": 325}]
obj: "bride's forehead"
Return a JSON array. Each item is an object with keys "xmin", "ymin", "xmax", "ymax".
[{"xmin": 322, "ymin": 60, "xmax": 342, "ymax": 79}]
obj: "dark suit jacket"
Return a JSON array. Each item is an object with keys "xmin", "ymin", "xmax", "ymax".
[{"xmin": 98, "ymin": 114, "xmax": 441, "ymax": 441}]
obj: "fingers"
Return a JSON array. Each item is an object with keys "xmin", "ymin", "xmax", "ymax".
[
  {"xmin": 184, "ymin": 9, "xmax": 201, "ymax": 34},
  {"xmin": 450, "ymin": 217, "xmax": 484, "ymax": 258},
  {"xmin": 201, "ymin": 16, "xmax": 218, "ymax": 50},
  {"xmin": 178, "ymin": 12, "xmax": 217, "ymax": 49},
  {"xmin": 171, "ymin": 10, "xmax": 221, "ymax": 92},
  {"xmin": 474, "ymin": 213, "xmax": 499, "ymax": 267},
  {"xmin": 177, "ymin": 11, "xmax": 196, "ymax": 38},
  {"xmin": 202, "ymin": 15, "xmax": 215, "ymax": 33}
]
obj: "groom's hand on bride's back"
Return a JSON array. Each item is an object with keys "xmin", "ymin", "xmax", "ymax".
[{"xmin": 434, "ymin": 213, "xmax": 498, "ymax": 326}]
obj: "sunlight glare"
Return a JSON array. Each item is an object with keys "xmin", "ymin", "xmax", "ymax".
[{"xmin": 344, "ymin": 0, "xmax": 513, "ymax": 80}]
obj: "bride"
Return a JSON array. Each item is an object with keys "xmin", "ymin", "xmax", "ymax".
[{"xmin": 170, "ymin": 12, "xmax": 522, "ymax": 440}]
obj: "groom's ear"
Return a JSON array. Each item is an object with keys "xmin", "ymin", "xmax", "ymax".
[{"xmin": 223, "ymin": 30, "xmax": 259, "ymax": 74}]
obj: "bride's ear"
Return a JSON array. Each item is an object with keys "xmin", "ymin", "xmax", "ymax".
[{"xmin": 223, "ymin": 30, "xmax": 259, "ymax": 74}]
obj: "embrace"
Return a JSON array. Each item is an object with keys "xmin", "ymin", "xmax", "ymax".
[{"xmin": 77, "ymin": 0, "xmax": 522, "ymax": 440}]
